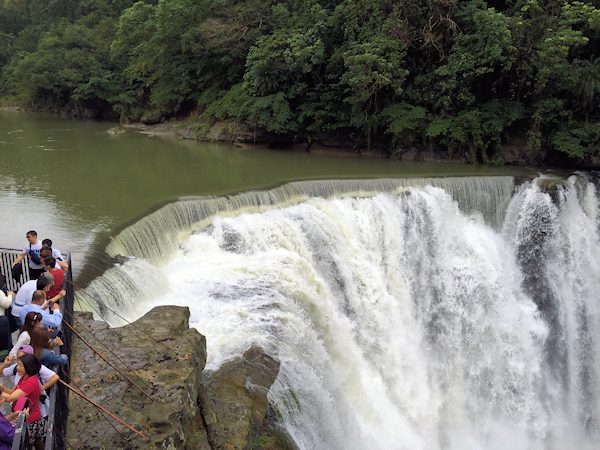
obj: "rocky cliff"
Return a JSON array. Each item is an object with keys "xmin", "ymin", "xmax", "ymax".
[{"xmin": 66, "ymin": 306, "xmax": 286, "ymax": 449}]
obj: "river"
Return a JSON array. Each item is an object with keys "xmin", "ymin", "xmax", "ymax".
[{"xmin": 0, "ymin": 109, "xmax": 534, "ymax": 284}]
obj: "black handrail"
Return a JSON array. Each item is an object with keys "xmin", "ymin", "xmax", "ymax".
[
  {"xmin": 0, "ymin": 249, "xmax": 73, "ymax": 450},
  {"xmin": 45, "ymin": 253, "xmax": 73, "ymax": 450}
]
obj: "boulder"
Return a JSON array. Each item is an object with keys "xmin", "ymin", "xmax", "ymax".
[
  {"xmin": 107, "ymin": 126, "xmax": 126, "ymax": 136},
  {"xmin": 497, "ymin": 143, "xmax": 529, "ymax": 165},
  {"xmin": 201, "ymin": 346, "xmax": 280, "ymax": 450},
  {"xmin": 66, "ymin": 307, "xmax": 284, "ymax": 450},
  {"xmin": 399, "ymin": 147, "xmax": 419, "ymax": 161},
  {"xmin": 536, "ymin": 176, "xmax": 567, "ymax": 203},
  {"xmin": 66, "ymin": 306, "xmax": 209, "ymax": 449},
  {"xmin": 140, "ymin": 112, "xmax": 163, "ymax": 125},
  {"xmin": 206, "ymin": 120, "xmax": 269, "ymax": 144}
]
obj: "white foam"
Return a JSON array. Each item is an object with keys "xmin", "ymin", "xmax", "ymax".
[{"xmin": 80, "ymin": 176, "xmax": 600, "ymax": 449}]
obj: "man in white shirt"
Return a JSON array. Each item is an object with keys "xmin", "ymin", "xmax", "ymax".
[
  {"xmin": 12, "ymin": 273, "xmax": 54, "ymax": 327},
  {"xmin": 19, "ymin": 290, "xmax": 63, "ymax": 329},
  {"xmin": 11, "ymin": 230, "xmax": 44, "ymax": 280}
]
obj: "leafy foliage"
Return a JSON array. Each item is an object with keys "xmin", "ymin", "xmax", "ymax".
[
  {"xmin": 0, "ymin": 0, "xmax": 598, "ymax": 163},
  {"xmin": 552, "ymin": 123, "xmax": 600, "ymax": 159}
]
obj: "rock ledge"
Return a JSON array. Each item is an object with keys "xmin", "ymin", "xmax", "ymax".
[{"xmin": 66, "ymin": 306, "xmax": 282, "ymax": 450}]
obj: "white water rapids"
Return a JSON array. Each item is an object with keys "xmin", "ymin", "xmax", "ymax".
[{"xmin": 78, "ymin": 175, "xmax": 600, "ymax": 449}]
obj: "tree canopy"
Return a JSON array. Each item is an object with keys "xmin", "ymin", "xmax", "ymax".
[{"xmin": 0, "ymin": 0, "xmax": 598, "ymax": 164}]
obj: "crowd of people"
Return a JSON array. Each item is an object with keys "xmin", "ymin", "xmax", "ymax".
[{"xmin": 0, "ymin": 231, "xmax": 69, "ymax": 450}]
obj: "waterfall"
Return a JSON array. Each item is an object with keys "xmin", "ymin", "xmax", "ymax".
[
  {"xmin": 105, "ymin": 176, "xmax": 515, "ymax": 263},
  {"xmin": 78, "ymin": 175, "xmax": 600, "ymax": 449}
]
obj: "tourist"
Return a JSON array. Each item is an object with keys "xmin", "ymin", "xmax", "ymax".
[
  {"xmin": 39, "ymin": 248, "xmax": 61, "ymax": 270},
  {"xmin": 8, "ymin": 312, "xmax": 42, "ymax": 359},
  {"xmin": 11, "ymin": 231, "xmax": 44, "ymax": 280},
  {"xmin": 2, "ymin": 346, "xmax": 59, "ymax": 419},
  {"xmin": 12, "ymin": 272, "xmax": 54, "ymax": 329},
  {"xmin": 0, "ymin": 272, "xmax": 8, "ymax": 296},
  {"xmin": 41, "ymin": 239, "xmax": 68, "ymax": 271},
  {"xmin": 19, "ymin": 291, "xmax": 62, "ymax": 329},
  {"xmin": 42, "ymin": 257, "xmax": 64, "ymax": 302},
  {"xmin": 0, "ymin": 289, "xmax": 13, "ymax": 360},
  {"xmin": 0, "ymin": 354, "xmax": 46, "ymax": 450},
  {"xmin": 0, "ymin": 410, "xmax": 16, "ymax": 450},
  {"xmin": 31, "ymin": 325, "xmax": 67, "ymax": 367}
]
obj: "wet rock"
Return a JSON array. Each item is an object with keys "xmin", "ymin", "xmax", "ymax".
[
  {"xmin": 201, "ymin": 346, "xmax": 280, "ymax": 450},
  {"xmin": 537, "ymin": 176, "xmax": 567, "ymax": 193},
  {"xmin": 67, "ymin": 306, "xmax": 209, "ymax": 449},
  {"xmin": 140, "ymin": 112, "xmax": 163, "ymax": 125},
  {"xmin": 107, "ymin": 126, "xmax": 126, "ymax": 136},
  {"xmin": 497, "ymin": 143, "xmax": 530, "ymax": 165},
  {"xmin": 536, "ymin": 176, "xmax": 568, "ymax": 203},
  {"xmin": 206, "ymin": 120, "xmax": 269, "ymax": 144},
  {"xmin": 399, "ymin": 147, "xmax": 419, "ymax": 161},
  {"xmin": 67, "ymin": 307, "xmax": 284, "ymax": 450}
]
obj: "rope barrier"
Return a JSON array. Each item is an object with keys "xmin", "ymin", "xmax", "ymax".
[
  {"xmin": 61, "ymin": 320, "xmax": 155, "ymax": 402},
  {"xmin": 63, "ymin": 308, "xmax": 149, "ymax": 387},
  {"xmin": 67, "ymin": 280, "xmax": 175, "ymax": 354},
  {"xmin": 59, "ymin": 379, "xmax": 150, "ymax": 442},
  {"xmin": 67, "ymin": 379, "xmax": 129, "ymax": 445}
]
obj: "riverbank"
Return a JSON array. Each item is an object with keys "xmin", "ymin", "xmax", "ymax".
[
  {"xmin": 2, "ymin": 105, "xmax": 589, "ymax": 167},
  {"xmin": 122, "ymin": 116, "xmax": 539, "ymax": 165}
]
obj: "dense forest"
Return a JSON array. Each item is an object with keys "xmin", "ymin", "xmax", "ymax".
[{"xmin": 0, "ymin": 0, "xmax": 598, "ymax": 163}]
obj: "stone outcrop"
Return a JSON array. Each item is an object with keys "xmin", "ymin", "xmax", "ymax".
[
  {"xmin": 536, "ymin": 176, "xmax": 568, "ymax": 203},
  {"xmin": 201, "ymin": 346, "xmax": 280, "ymax": 449},
  {"xmin": 66, "ymin": 306, "xmax": 282, "ymax": 450}
]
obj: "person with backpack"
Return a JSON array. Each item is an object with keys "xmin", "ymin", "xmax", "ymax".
[{"xmin": 11, "ymin": 231, "xmax": 44, "ymax": 280}]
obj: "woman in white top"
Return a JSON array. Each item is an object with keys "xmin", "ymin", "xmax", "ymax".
[
  {"xmin": 8, "ymin": 312, "xmax": 41, "ymax": 359},
  {"xmin": 0, "ymin": 290, "xmax": 12, "ymax": 315},
  {"xmin": 0, "ymin": 290, "xmax": 14, "ymax": 357}
]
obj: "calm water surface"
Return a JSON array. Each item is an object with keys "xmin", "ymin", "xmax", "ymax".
[{"xmin": 0, "ymin": 110, "xmax": 536, "ymax": 283}]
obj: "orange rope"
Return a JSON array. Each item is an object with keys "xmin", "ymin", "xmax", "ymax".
[
  {"xmin": 72, "ymin": 287, "xmax": 174, "ymax": 354},
  {"xmin": 68, "ymin": 378, "xmax": 129, "ymax": 444},
  {"xmin": 61, "ymin": 320, "xmax": 155, "ymax": 402},
  {"xmin": 59, "ymin": 379, "xmax": 150, "ymax": 442}
]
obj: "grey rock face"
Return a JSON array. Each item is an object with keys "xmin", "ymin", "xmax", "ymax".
[
  {"xmin": 201, "ymin": 346, "xmax": 280, "ymax": 450},
  {"xmin": 66, "ymin": 307, "xmax": 282, "ymax": 450},
  {"xmin": 67, "ymin": 306, "xmax": 208, "ymax": 449}
]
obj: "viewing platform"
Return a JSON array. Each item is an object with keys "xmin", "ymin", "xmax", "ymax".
[{"xmin": 0, "ymin": 248, "xmax": 73, "ymax": 450}]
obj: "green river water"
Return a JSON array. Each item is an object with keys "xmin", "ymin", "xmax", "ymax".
[{"xmin": 0, "ymin": 109, "xmax": 536, "ymax": 284}]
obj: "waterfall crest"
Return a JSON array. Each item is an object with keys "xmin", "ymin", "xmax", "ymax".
[
  {"xmin": 79, "ymin": 175, "xmax": 600, "ymax": 449},
  {"xmin": 106, "ymin": 176, "xmax": 515, "ymax": 263}
]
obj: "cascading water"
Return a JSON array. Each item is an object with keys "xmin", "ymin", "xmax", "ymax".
[{"xmin": 78, "ymin": 175, "xmax": 600, "ymax": 449}]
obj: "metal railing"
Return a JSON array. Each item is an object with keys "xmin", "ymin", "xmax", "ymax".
[{"xmin": 0, "ymin": 249, "xmax": 73, "ymax": 450}]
